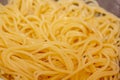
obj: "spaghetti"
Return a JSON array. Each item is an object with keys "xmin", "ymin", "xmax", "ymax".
[{"xmin": 0, "ymin": 0, "xmax": 120, "ymax": 80}]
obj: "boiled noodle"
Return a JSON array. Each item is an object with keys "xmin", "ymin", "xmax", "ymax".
[{"xmin": 0, "ymin": 0, "xmax": 120, "ymax": 80}]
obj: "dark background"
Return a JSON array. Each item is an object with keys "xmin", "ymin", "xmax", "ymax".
[
  {"xmin": 0, "ymin": 0, "xmax": 7, "ymax": 5},
  {"xmin": 98, "ymin": 0, "xmax": 120, "ymax": 17}
]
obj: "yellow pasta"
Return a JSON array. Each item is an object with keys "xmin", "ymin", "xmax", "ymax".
[{"xmin": 0, "ymin": 0, "xmax": 120, "ymax": 80}]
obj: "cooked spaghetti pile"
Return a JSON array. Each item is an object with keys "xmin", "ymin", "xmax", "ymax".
[{"xmin": 0, "ymin": 0, "xmax": 120, "ymax": 80}]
